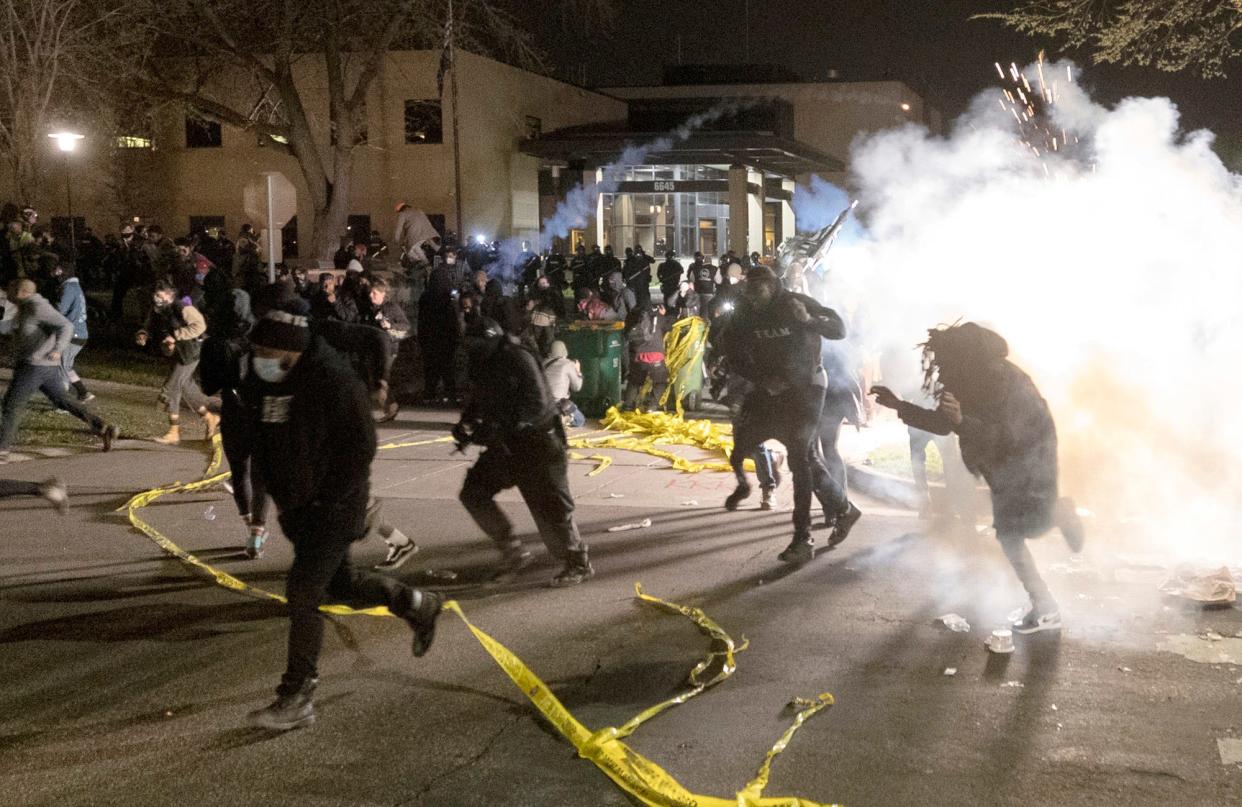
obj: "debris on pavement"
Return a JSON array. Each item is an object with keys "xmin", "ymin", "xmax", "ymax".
[
  {"xmin": 1158, "ymin": 634, "xmax": 1242, "ymax": 665},
  {"xmin": 937, "ymin": 613, "xmax": 971, "ymax": 633},
  {"xmin": 1001, "ymin": 680, "xmax": 1024, "ymax": 688},
  {"xmin": 943, "ymin": 667, "xmax": 957, "ymax": 676},
  {"xmin": 986, "ymin": 629, "xmax": 1015, "ymax": 654},
  {"xmin": 423, "ymin": 569, "xmax": 458, "ymax": 582},
  {"xmin": 604, "ymin": 493, "xmax": 625, "ymax": 499},
  {"xmin": 608, "ymin": 518, "xmax": 653, "ymax": 533},
  {"xmin": 680, "ymin": 500, "xmax": 699, "ymax": 506},
  {"xmin": 1158, "ymin": 566, "xmax": 1236, "ymax": 605},
  {"xmin": 202, "ymin": 505, "xmax": 216, "ymax": 521}
]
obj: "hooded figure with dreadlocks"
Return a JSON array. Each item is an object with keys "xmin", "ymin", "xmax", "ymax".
[{"xmin": 871, "ymin": 322, "xmax": 1084, "ymax": 634}]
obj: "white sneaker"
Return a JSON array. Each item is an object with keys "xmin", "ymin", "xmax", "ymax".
[
  {"xmin": 375, "ymin": 540, "xmax": 419, "ymax": 571},
  {"xmin": 1011, "ymin": 609, "xmax": 1062, "ymax": 635},
  {"xmin": 39, "ymin": 478, "xmax": 69, "ymax": 515}
]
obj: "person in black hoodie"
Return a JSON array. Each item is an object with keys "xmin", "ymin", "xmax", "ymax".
[
  {"xmin": 622, "ymin": 305, "xmax": 668, "ymax": 411},
  {"xmin": 871, "ymin": 322, "xmax": 1084, "ymax": 635},
  {"xmin": 454, "ymin": 317, "xmax": 593, "ymax": 587},
  {"xmin": 720, "ymin": 266, "xmax": 847, "ymax": 564},
  {"xmin": 417, "ymin": 266, "xmax": 462, "ymax": 403},
  {"xmin": 242, "ymin": 310, "xmax": 442, "ymax": 731}
]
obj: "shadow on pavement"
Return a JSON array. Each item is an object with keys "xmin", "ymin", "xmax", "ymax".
[{"xmin": 0, "ymin": 600, "xmax": 279, "ymax": 644}]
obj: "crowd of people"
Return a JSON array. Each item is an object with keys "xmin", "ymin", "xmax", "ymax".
[{"xmin": 0, "ymin": 200, "xmax": 1085, "ymax": 732}]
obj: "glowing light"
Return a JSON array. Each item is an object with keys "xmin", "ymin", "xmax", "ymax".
[
  {"xmin": 900, "ymin": 103, "xmax": 911, "ymax": 112},
  {"xmin": 48, "ymin": 131, "xmax": 84, "ymax": 152}
]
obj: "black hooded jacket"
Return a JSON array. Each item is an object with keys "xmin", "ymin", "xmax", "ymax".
[
  {"xmin": 721, "ymin": 290, "xmax": 845, "ymax": 390},
  {"xmin": 241, "ymin": 336, "xmax": 377, "ymax": 541}
]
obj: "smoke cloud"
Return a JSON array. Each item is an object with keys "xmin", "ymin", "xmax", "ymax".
[{"xmin": 828, "ymin": 60, "xmax": 1242, "ymax": 565}]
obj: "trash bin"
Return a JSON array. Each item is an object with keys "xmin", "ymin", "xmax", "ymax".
[{"xmin": 557, "ymin": 320, "xmax": 626, "ymax": 418}]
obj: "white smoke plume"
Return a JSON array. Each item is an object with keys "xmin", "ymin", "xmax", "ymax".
[{"xmin": 828, "ymin": 60, "xmax": 1242, "ymax": 566}]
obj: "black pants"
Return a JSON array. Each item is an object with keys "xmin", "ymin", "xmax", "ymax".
[
  {"xmin": 110, "ymin": 276, "xmax": 132, "ymax": 323},
  {"xmin": 459, "ymin": 426, "xmax": 584, "ymax": 560},
  {"xmin": 422, "ymin": 344, "xmax": 457, "ymax": 399},
  {"xmin": 730, "ymin": 384, "xmax": 833, "ymax": 540},
  {"xmin": 0, "ymin": 479, "xmax": 40, "ymax": 498},
  {"xmin": 280, "ymin": 521, "xmax": 416, "ymax": 695},
  {"xmin": 622, "ymin": 360, "xmax": 669, "ymax": 411},
  {"xmin": 220, "ymin": 415, "xmax": 268, "ymax": 524}
]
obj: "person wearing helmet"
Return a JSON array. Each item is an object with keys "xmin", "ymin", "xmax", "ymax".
[
  {"xmin": 719, "ymin": 266, "xmax": 847, "ymax": 565},
  {"xmin": 657, "ymin": 251, "xmax": 683, "ymax": 302},
  {"xmin": 453, "ymin": 317, "xmax": 593, "ymax": 586}
]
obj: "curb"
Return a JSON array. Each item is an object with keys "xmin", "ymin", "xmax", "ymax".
[{"xmin": 847, "ymin": 463, "xmax": 923, "ymax": 510}]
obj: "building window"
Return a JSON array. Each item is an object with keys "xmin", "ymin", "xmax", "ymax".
[
  {"xmin": 185, "ymin": 117, "xmax": 222, "ymax": 148},
  {"xmin": 525, "ymin": 115, "xmax": 542, "ymax": 139},
  {"xmin": 115, "ymin": 135, "xmax": 153, "ymax": 149},
  {"xmin": 763, "ymin": 202, "xmax": 780, "ymax": 256},
  {"xmin": 698, "ymin": 218, "xmax": 718, "ymax": 257},
  {"xmin": 258, "ymin": 132, "xmax": 290, "ymax": 147},
  {"xmin": 404, "ymin": 100, "xmax": 443, "ymax": 144},
  {"xmin": 189, "ymin": 216, "xmax": 226, "ymax": 237}
]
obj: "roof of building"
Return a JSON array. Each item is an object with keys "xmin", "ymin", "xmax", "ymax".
[{"xmin": 520, "ymin": 127, "xmax": 843, "ymax": 176}]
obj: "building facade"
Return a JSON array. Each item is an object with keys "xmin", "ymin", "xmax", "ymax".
[{"xmin": 6, "ymin": 54, "xmax": 934, "ymax": 264}]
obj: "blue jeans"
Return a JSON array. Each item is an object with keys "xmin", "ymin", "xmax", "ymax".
[
  {"xmin": 58, "ymin": 341, "xmax": 84, "ymax": 390},
  {"xmin": 0, "ymin": 363, "xmax": 105, "ymax": 451}
]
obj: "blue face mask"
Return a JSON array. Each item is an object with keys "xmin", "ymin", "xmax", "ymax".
[{"xmin": 252, "ymin": 356, "xmax": 289, "ymax": 384}]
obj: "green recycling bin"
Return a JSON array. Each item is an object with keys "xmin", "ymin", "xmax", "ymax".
[{"xmin": 557, "ymin": 320, "xmax": 626, "ymax": 418}]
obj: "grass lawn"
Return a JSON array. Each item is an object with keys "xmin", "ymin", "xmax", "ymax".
[{"xmin": 865, "ymin": 441, "xmax": 944, "ymax": 482}]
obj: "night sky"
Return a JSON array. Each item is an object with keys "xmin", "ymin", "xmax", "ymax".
[{"xmin": 536, "ymin": 0, "xmax": 1242, "ymax": 140}]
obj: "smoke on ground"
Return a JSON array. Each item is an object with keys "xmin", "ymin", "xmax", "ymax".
[{"xmin": 825, "ymin": 59, "xmax": 1242, "ymax": 566}]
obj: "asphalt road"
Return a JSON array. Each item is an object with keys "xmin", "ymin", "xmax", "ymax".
[{"xmin": 1, "ymin": 412, "xmax": 1239, "ymax": 807}]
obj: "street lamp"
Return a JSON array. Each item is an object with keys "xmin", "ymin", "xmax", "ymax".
[{"xmin": 47, "ymin": 131, "xmax": 84, "ymax": 264}]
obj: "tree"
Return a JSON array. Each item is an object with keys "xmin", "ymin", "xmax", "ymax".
[
  {"xmin": 982, "ymin": 1, "xmax": 1242, "ymax": 78},
  {"xmin": 107, "ymin": 0, "xmax": 609, "ymax": 260},
  {"xmin": 0, "ymin": 0, "xmax": 114, "ymax": 203}
]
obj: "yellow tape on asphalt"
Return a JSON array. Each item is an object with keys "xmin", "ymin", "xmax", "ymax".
[
  {"xmin": 568, "ymin": 451, "xmax": 614, "ymax": 477},
  {"xmin": 568, "ymin": 406, "xmax": 752, "ymax": 474},
  {"xmin": 120, "ymin": 439, "xmax": 837, "ymax": 805}
]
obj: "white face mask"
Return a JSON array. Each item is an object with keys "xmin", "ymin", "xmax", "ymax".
[{"xmin": 253, "ymin": 356, "xmax": 289, "ymax": 384}]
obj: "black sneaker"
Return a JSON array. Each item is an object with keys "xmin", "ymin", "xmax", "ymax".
[
  {"xmin": 407, "ymin": 591, "xmax": 443, "ymax": 657},
  {"xmin": 101, "ymin": 424, "xmax": 120, "ymax": 452},
  {"xmin": 724, "ymin": 484, "xmax": 751, "ymax": 511},
  {"xmin": 375, "ymin": 540, "xmax": 419, "ymax": 571},
  {"xmin": 777, "ymin": 539, "xmax": 814, "ymax": 565},
  {"xmin": 827, "ymin": 502, "xmax": 862, "ymax": 549},
  {"xmin": 247, "ymin": 686, "xmax": 316, "ymax": 731},
  {"xmin": 550, "ymin": 559, "xmax": 595, "ymax": 587},
  {"xmin": 1011, "ymin": 609, "xmax": 1063, "ymax": 635},
  {"xmin": 489, "ymin": 542, "xmax": 533, "ymax": 583}
]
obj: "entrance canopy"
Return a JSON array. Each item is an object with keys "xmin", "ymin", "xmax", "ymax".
[{"xmin": 520, "ymin": 127, "xmax": 842, "ymax": 177}]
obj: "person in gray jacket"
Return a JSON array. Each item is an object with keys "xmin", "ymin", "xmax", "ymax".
[{"xmin": 0, "ymin": 279, "xmax": 118, "ymax": 461}]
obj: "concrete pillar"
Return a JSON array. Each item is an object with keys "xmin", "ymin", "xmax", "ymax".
[
  {"xmin": 727, "ymin": 164, "xmax": 750, "ymax": 256},
  {"xmin": 584, "ymin": 168, "xmax": 604, "ymax": 247},
  {"xmin": 780, "ymin": 178, "xmax": 796, "ymax": 243},
  {"xmin": 746, "ymin": 168, "xmax": 764, "ymax": 256}
]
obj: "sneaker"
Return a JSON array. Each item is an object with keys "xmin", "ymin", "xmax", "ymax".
[
  {"xmin": 827, "ymin": 502, "xmax": 862, "ymax": 549},
  {"xmin": 550, "ymin": 558, "xmax": 595, "ymax": 587},
  {"xmin": 247, "ymin": 685, "xmax": 316, "ymax": 731},
  {"xmin": 245, "ymin": 527, "xmax": 268, "ymax": 559},
  {"xmin": 1011, "ymin": 609, "xmax": 1063, "ymax": 635},
  {"xmin": 377, "ymin": 401, "xmax": 400, "ymax": 423},
  {"xmin": 101, "ymin": 424, "xmax": 120, "ymax": 452},
  {"xmin": 375, "ymin": 539, "xmax": 419, "ymax": 571},
  {"xmin": 38, "ymin": 478, "xmax": 69, "ymax": 515},
  {"xmin": 724, "ymin": 484, "xmax": 751, "ymax": 511},
  {"xmin": 777, "ymin": 539, "xmax": 814, "ymax": 565},
  {"xmin": 489, "ymin": 542, "xmax": 533, "ymax": 583},
  {"xmin": 79, "ymin": 392, "xmax": 96, "ymax": 403},
  {"xmin": 760, "ymin": 488, "xmax": 775, "ymax": 511},
  {"xmin": 406, "ymin": 591, "xmax": 443, "ymax": 657}
]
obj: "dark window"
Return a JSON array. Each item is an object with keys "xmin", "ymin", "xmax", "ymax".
[
  {"xmin": 404, "ymin": 100, "xmax": 443, "ymax": 144},
  {"xmin": 524, "ymin": 115, "xmax": 542, "ymax": 140},
  {"xmin": 282, "ymin": 216, "xmax": 298, "ymax": 260},
  {"xmin": 185, "ymin": 117, "xmax": 223, "ymax": 148},
  {"xmin": 189, "ymin": 216, "xmax": 226, "ymax": 237},
  {"xmin": 347, "ymin": 215, "xmax": 371, "ymax": 243}
]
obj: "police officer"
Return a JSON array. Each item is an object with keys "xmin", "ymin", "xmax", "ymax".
[
  {"xmin": 454, "ymin": 317, "xmax": 593, "ymax": 586},
  {"xmin": 720, "ymin": 266, "xmax": 848, "ymax": 564},
  {"xmin": 689, "ymin": 252, "xmax": 718, "ymax": 314},
  {"xmin": 657, "ymin": 250, "xmax": 683, "ymax": 302}
]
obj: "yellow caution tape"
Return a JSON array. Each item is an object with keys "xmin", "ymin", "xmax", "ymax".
[
  {"xmin": 378, "ymin": 435, "xmax": 455, "ymax": 450},
  {"xmin": 568, "ymin": 451, "xmax": 614, "ymax": 477},
  {"xmin": 120, "ymin": 439, "xmax": 838, "ymax": 805},
  {"xmin": 568, "ymin": 406, "xmax": 752, "ymax": 474},
  {"xmin": 661, "ymin": 316, "xmax": 709, "ymax": 416}
]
